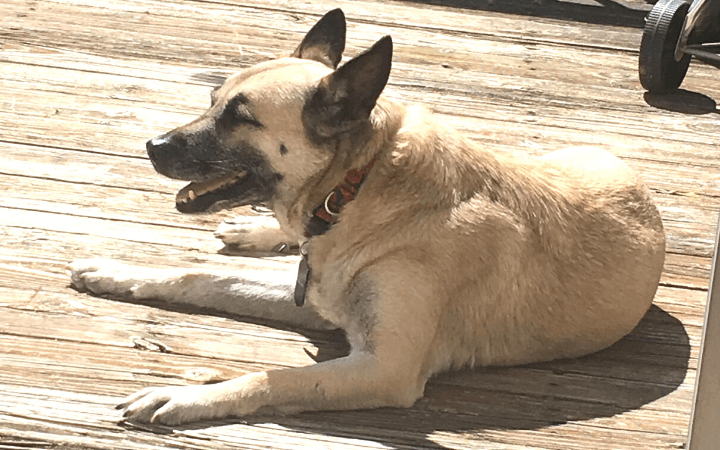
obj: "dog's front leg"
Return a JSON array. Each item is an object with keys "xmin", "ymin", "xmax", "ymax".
[
  {"xmin": 118, "ymin": 352, "xmax": 424, "ymax": 425},
  {"xmin": 118, "ymin": 261, "xmax": 438, "ymax": 425},
  {"xmin": 67, "ymin": 259, "xmax": 332, "ymax": 330}
]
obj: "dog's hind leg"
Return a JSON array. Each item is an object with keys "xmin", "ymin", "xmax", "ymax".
[
  {"xmin": 67, "ymin": 258, "xmax": 333, "ymax": 330},
  {"xmin": 214, "ymin": 215, "xmax": 293, "ymax": 252}
]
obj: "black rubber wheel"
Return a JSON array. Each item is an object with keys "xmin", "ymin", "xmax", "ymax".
[{"xmin": 639, "ymin": 0, "xmax": 692, "ymax": 94}]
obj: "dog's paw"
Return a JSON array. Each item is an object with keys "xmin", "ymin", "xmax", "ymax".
[
  {"xmin": 118, "ymin": 384, "xmax": 235, "ymax": 425},
  {"xmin": 67, "ymin": 258, "xmax": 143, "ymax": 298},
  {"xmin": 214, "ymin": 216, "xmax": 292, "ymax": 252}
]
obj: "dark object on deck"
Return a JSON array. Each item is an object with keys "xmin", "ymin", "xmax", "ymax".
[{"xmin": 639, "ymin": 0, "xmax": 720, "ymax": 93}]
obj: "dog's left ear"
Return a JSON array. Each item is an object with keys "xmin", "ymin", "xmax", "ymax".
[
  {"xmin": 305, "ymin": 35, "xmax": 393, "ymax": 138},
  {"xmin": 292, "ymin": 9, "xmax": 346, "ymax": 68}
]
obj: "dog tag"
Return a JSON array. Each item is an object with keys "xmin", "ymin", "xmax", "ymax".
[{"xmin": 294, "ymin": 252, "xmax": 311, "ymax": 307}]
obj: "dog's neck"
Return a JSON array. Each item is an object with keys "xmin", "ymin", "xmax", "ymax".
[
  {"xmin": 280, "ymin": 98, "xmax": 405, "ymax": 240},
  {"xmin": 303, "ymin": 155, "xmax": 377, "ymax": 237}
]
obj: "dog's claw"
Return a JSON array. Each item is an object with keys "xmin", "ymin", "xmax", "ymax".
[
  {"xmin": 116, "ymin": 384, "xmax": 235, "ymax": 426},
  {"xmin": 272, "ymin": 242, "xmax": 293, "ymax": 253}
]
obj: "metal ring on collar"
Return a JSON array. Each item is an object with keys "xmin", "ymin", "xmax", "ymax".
[{"xmin": 324, "ymin": 191, "xmax": 340, "ymax": 216}]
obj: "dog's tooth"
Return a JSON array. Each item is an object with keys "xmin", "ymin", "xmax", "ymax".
[{"xmin": 188, "ymin": 190, "xmax": 197, "ymax": 201}]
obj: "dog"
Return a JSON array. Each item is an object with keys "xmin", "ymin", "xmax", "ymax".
[{"xmin": 67, "ymin": 9, "xmax": 666, "ymax": 426}]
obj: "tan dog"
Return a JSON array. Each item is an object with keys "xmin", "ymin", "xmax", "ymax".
[{"xmin": 68, "ymin": 9, "xmax": 665, "ymax": 425}]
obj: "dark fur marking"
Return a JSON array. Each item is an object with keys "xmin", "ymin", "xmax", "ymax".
[
  {"xmin": 345, "ymin": 272, "xmax": 378, "ymax": 352},
  {"xmin": 217, "ymin": 94, "xmax": 264, "ymax": 130},
  {"xmin": 280, "ymin": 143, "xmax": 289, "ymax": 156}
]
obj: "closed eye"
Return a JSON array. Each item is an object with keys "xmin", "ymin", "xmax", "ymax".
[
  {"xmin": 236, "ymin": 114, "xmax": 264, "ymax": 128},
  {"xmin": 217, "ymin": 94, "xmax": 265, "ymax": 130}
]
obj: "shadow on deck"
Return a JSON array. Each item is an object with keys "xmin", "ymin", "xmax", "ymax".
[
  {"xmin": 124, "ymin": 303, "xmax": 689, "ymax": 450},
  {"xmin": 400, "ymin": 0, "xmax": 653, "ymax": 28}
]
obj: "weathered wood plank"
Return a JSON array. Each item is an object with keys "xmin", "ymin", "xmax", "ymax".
[
  {"xmin": 0, "ymin": 0, "xmax": 713, "ymax": 99},
  {"xmin": 3, "ymin": 0, "xmax": 652, "ymax": 59},
  {"xmin": 0, "ymin": 323, "xmax": 695, "ymax": 426},
  {"xmin": 2, "ymin": 0, "xmax": 719, "ymax": 162},
  {"xmin": 0, "ymin": 383, "xmax": 693, "ymax": 450},
  {"xmin": 3, "ymin": 34, "xmax": 719, "ymax": 152}
]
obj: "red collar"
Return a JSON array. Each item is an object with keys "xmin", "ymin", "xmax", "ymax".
[{"xmin": 304, "ymin": 157, "xmax": 376, "ymax": 238}]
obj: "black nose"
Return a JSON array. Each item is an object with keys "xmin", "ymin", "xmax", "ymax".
[{"xmin": 146, "ymin": 136, "xmax": 170, "ymax": 160}]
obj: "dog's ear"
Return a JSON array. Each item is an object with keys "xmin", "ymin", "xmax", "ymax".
[
  {"xmin": 305, "ymin": 36, "xmax": 393, "ymax": 138},
  {"xmin": 292, "ymin": 9, "xmax": 346, "ymax": 69}
]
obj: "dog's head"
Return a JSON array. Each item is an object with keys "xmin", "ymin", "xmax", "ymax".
[{"xmin": 146, "ymin": 9, "xmax": 393, "ymax": 220}]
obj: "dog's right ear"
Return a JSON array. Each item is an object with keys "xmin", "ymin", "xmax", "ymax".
[
  {"xmin": 304, "ymin": 35, "xmax": 393, "ymax": 140},
  {"xmin": 292, "ymin": 9, "xmax": 346, "ymax": 69}
]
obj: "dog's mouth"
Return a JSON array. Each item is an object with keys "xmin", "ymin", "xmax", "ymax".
[{"xmin": 175, "ymin": 171, "xmax": 249, "ymax": 214}]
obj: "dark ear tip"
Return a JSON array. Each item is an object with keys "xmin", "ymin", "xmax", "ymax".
[
  {"xmin": 326, "ymin": 8, "xmax": 346, "ymax": 21},
  {"xmin": 320, "ymin": 8, "xmax": 346, "ymax": 32},
  {"xmin": 376, "ymin": 35, "xmax": 393, "ymax": 53}
]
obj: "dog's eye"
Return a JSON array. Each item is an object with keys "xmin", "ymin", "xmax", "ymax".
[
  {"xmin": 235, "ymin": 113, "xmax": 264, "ymax": 129},
  {"xmin": 220, "ymin": 110, "xmax": 264, "ymax": 129},
  {"xmin": 217, "ymin": 95, "xmax": 265, "ymax": 130}
]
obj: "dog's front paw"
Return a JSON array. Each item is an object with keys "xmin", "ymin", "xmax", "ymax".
[
  {"xmin": 214, "ymin": 216, "xmax": 292, "ymax": 252},
  {"xmin": 67, "ymin": 258, "xmax": 142, "ymax": 298},
  {"xmin": 118, "ymin": 384, "xmax": 234, "ymax": 425}
]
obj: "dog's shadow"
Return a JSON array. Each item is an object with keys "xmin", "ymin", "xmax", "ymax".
[
  {"xmin": 274, "ymin": 304, "xmax": 690, "ymax": 449},
  {"xmin": 125, "ymin": 300, "xmax": 689, "ymax": 449}
]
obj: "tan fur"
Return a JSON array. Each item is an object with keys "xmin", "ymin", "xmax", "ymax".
[
  {"xmin": 296, "ymin": 102, "xmax": 665, "ymax": 369},
  {"xmin": 68, "ymin": 10, "xmax": 665, "ymax": 425}
]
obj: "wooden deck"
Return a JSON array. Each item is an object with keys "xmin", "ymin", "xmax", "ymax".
[{"xmin": 1, "ymin": 0, "xmax": 718, "ymax": 448}]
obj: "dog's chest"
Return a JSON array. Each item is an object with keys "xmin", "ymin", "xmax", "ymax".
[
  {"xmin": 305, "ymin": 272, "xmax": 349, "ymax": 327},
  {"xmin": 303, "ymin": 254, "xmax": 358, "ymax": 329}
]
